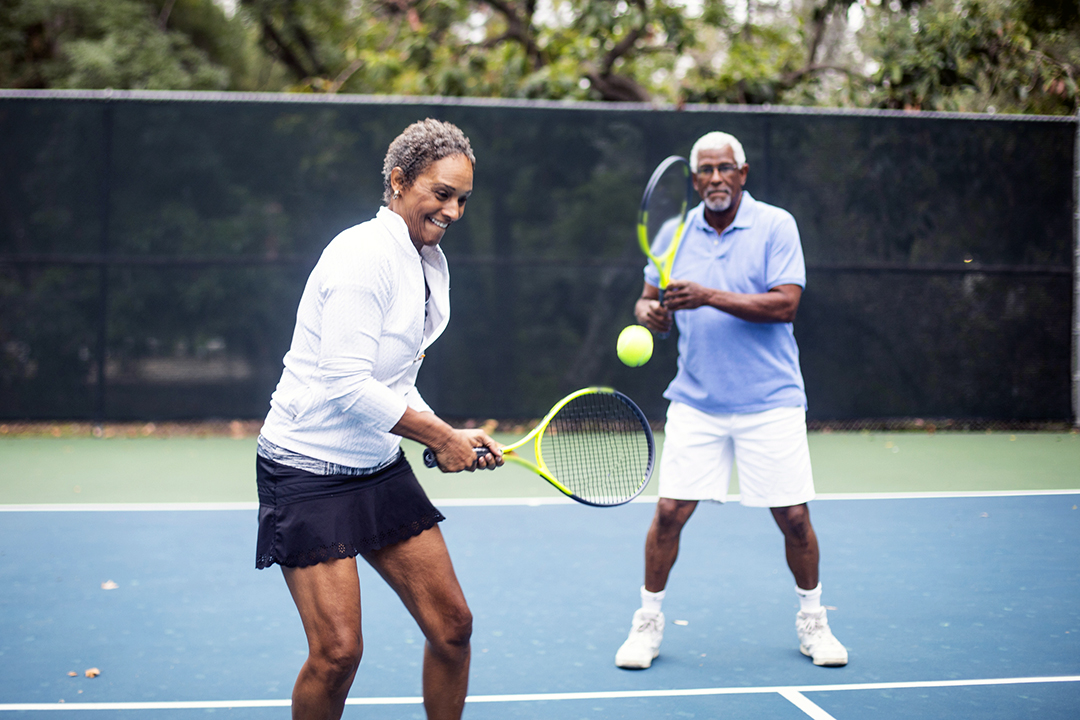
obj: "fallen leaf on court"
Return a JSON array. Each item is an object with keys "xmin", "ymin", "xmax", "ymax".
[
  {"xmin": 101, "ymin": 581, "xmax": 118, "ymax": 590},
  {"xmin": 85, "ymin": 668, "xmax": 100, "ymax": 678},
  {"xmin": 67, "ymin": 672, "xmax": 77, "ymax": 677}
]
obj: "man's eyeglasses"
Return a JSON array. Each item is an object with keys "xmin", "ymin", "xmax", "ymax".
[{"xmin": 696, "ymin": 163, "xmax": 741, "ymax": 177}]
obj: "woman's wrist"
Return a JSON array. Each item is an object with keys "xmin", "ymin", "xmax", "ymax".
[{"xmin": 391, "ymin": 408, "xmax": 456, "ymax": 449}]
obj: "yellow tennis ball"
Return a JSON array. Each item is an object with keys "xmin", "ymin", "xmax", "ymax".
[{"xmin": 617, "ymin": 325, "xmax": 653, "ymax": 367}]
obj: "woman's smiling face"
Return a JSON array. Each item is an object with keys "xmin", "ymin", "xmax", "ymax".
[{"xmin": 389, "ymin": 154, "xmax": 474, "ymax": 253}]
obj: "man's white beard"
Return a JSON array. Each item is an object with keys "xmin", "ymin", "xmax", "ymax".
[{"xmin": 704, "ymin": 194, "xmax": 733, "ymax": 212}]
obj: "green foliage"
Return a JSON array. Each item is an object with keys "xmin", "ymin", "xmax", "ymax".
[
  {"xmin": 239, "ymin": 0, "xmax": 699, "ymax": 101},
  {"xmin": 0, "ymin": 0, "xmax": 278, "ymax": 90},
  {"xmin": 1, "ymin": 0, "xmax": 1075, "ymax": 111},
  {"xmin": 862, "ymin": 0, "xmax": 1079, "ymax": 114},
  {"xmin": 682, "ymin": 22, "xmax": 807, "ymax": 104}
]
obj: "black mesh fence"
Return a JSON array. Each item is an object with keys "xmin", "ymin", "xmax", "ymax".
[{"xmin": 0, "ymin": 91, "xmax": 1075, "ymax": 426}]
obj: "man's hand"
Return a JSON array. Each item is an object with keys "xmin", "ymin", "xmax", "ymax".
[
  {"xmin": 660, "ymin": 280, "xmax": 713, "ymax": 311},
  {"xmin": 635, "ymin": 296, "xmax": 672, "ymax": 335},
  {"xmin": 659, "ymin": 281, "xmax": 802, "ymax": 324}
]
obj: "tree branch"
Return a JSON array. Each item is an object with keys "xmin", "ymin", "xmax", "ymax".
[
  {"xmin": 598, "ymin": 0, "xmax": 647, "ymax": 75},
  {"xmin": 158, "ymin": 0, "xmax": 177, "ymax": 30},
  {"xmin": 325, "ymin": 58, "xmax": 364, "ymax": 93},
  {"xmin": 586, "ymin": 69, "xmax": 651, "ymax": 101},
  {"xmin": 806, "ymin": 0, "xmax": 856, "ymax": 67},
  {"xmin": 285, "ymin": 1, "xmax": 328, "ymax": 76},
  {"xmin": 257, "ymin": 16, "xmax": 316, "ymax": 79},
  {"xmin": 241, "ymin": 0, "xmax": 329, "ymax": 80},
  {"xmin": 482, "ymin": 0, "xmax": 545, "ymax": 69}
]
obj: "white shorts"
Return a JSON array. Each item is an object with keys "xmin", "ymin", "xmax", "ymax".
[{"xmin": 657, "ymin": 402, "xmax": 815, "ymax": 508}]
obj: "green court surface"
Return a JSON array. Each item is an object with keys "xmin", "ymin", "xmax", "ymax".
[{"xmin": 1, "ymin": 431, "xmax": 1077, "ymax": 505}]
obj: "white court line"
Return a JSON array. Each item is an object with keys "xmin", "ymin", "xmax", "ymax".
[
  {"xmin": 779, "ymin": 689, "xmax": 839, "ymax": 720},
  {"xmin": 2, "ymin": 488, "xmax": 1078, "ymax": 512},
  {"xmin": 3, "ymin": 675, "xmax": 1078, "ymax": 711},
  {"xmin": 812, "ymin": 489, "xmax": 1080, "ymax": 501},
  {"xmin": 436, "ymin": 489, "xmax": 1080, "ymax": 506},
  {"xmin": 0, "ymin": 500, "xmax": 259, "ymax": 511}
]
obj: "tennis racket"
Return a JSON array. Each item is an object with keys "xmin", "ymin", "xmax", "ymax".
[
  {"xmin": 637, "ymin": 155, "xmax": 695, "ymax": 338},
  {"xmin": 423, "ymin": 387, "xmax": 655, "ymax": 507}
]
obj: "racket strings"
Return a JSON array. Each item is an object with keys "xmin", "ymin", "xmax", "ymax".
[{"xmin": 539, "ymin": 392, "xmax": 653, "ymax": 505}]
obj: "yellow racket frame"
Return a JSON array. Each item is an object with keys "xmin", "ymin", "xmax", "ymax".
[
  {"xmin": 497, "ymin": 386, "xmax": 615, "ymax": 497},
  {"xmin": 637, "ymin": 155, "xmax": 693, "ymax": 300}
]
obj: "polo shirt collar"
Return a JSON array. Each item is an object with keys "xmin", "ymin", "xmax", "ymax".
[{"xmin": 731, "ymin": 191, "xmax": 756, "ymax": 229}]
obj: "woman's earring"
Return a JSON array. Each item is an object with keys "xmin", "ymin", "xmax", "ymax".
[{"xmin": 393, "ymin": 190, "xmax": 401, "ymax": 199}]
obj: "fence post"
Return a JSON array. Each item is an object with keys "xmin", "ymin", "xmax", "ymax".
[
  {"xmin": 760, "ymin": 113, "xmax": 772, "ymax": 203},
  {"xmin": 1074, "ymin": 108, "xmax": 1079, "ymax": 428},
  {"xmin": 95, "ymin": 91, "xmax": 113, "ymax": 427}
]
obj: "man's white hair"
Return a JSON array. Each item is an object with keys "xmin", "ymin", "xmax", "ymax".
[{"xmin": 689, "ymin": 131, "xmax": 746, "ymax": 169}]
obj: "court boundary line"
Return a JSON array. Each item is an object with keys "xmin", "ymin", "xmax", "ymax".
[
  {"xmin": 1, "ymin": 674, "xmax": 1077, "ymax": 711},
  {"xmin": 2, "ymin": 489, "xmax": 1078, "ymax": 512},
  {"xmin": 779, "ymin": 690, "xmax": 838, "ymax": 720}
]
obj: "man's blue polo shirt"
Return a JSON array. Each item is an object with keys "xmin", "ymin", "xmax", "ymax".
[{"xmin": 644, "ymin": 191, "xmax": 807, "ymax": 415}]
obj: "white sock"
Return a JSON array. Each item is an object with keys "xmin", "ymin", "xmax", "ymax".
[
  {"xmin": 641, "ymin": 586, "xmax": 665, "ymax": 616},
  {"xmin": 796, "ymin": 583, "xmax": 822, "ymax": 613}
]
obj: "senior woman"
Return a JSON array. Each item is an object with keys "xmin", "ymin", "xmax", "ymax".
[{"xmin": 255, "ymin": 119, "xmax": 501, "ymax": 720}]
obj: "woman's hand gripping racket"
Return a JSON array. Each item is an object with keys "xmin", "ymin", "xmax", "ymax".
[
  {"xmin": 424, "ymin": 387, "xmax": 655, "ymax": 507},
  {"xmin": 637, "ymin": 155, "xmax": 695, "ymax": 339}
]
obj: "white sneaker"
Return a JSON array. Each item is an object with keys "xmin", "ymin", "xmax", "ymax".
[
  {"xmin": 797, "ymin": 608, "xmax": 848, "ymax": 666},
  {"xmin": 615, "ymin": 609, "xmax": 665, "ymax": 669}
]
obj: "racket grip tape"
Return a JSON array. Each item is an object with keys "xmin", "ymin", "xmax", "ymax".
[
  {"xmin": 422, "ymin": 446, "xmax": 488, "ymax": 468},
  {"xmin": 657, "ymin": 288, "xmax": 670, "ymax": 340}
]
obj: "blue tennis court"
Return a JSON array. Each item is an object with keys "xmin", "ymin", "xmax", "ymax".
[{"xmin": 2, "ymin": 489, "xmax": 1078, "ymax": 718}]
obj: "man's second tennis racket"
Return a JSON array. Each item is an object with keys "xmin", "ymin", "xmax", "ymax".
[
  {"xmin": 423, "ymin": 387, "xmax": 655, "ymax": 507},
  {"xmin": 637, "ymin": 155, "xmax": 695, "ymax": 339}
]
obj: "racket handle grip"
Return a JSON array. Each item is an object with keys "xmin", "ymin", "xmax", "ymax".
[
  {"xmin": 657, "ymin": 288, "xmax": 671, "ymax": 339},
  {"xmin": 422, "ymin": 446, "xmax": 489, "ymax": 468}
]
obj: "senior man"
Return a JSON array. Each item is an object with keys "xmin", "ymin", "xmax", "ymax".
[{"xmin": 615, "ymin": 131, "xmax": 848, "ymax": 670}]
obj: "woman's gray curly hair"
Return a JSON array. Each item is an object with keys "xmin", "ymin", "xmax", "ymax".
[{"xmin": 382, "ymin": 119, "xmax": 476, "ymax": 204}]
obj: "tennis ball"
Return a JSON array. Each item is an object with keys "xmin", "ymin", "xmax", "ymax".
[{"xmin": 617, "ymin": 324, "xmax": 653, "ymax": 367}]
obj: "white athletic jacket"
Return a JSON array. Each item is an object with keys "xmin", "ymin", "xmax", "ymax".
[{"xmin": 260, "ymin": 206, "xmax": 450, "ymax": 468}]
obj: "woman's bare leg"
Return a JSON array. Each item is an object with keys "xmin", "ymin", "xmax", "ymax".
[
  {"xmin": 281, "ymin": 558, "xmax": 363, "ymax": 720},
  {"xmin": 363, "ymin": 526, "xmax": 472, "ymax": 720}
]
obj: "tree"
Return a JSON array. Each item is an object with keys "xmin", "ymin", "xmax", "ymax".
[
  {"xmin": 239, "ymin": 0, "xmax": 698, "ymax": 101},
  {"xmin": 860, "ymin": 0, "xmax": 1079, "ymax": 114},
  {"xmin": 1, "ymin": 0, "xmax": 1075, "ymax": 112},
  {"xmin": 0, "ymin": 0, "xmax": 280, "ymax": 90},
  {"xmin": 677, "ymin": 0, "xmax": 862, "ymax": 105}
]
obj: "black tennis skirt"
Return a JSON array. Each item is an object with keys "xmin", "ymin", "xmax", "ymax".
[{"xmin": 255, "ymin": 451, "xmax": 445, "ymax": 569}]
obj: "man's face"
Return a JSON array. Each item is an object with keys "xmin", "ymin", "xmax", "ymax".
[{"xmin": 692, "ymin": 146, "xmax": 748, "ymax": 213}]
